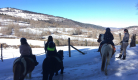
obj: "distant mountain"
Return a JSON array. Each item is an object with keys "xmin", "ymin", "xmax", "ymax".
[
  {"xmin": 0, "ymin": 7, "xmax": 105, "ymax": 30},
  {"xmin": 109, "ymin": 27, "xmax": 122, "ymax": 31},
  {"xmin": 113, "ymin": 26, "xmax": 138, "ymax": 35}
]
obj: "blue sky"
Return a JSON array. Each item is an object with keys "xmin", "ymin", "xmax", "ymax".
[{"xmin": 0, "ymin": 0, "xmax": 138, "ymax": 28}]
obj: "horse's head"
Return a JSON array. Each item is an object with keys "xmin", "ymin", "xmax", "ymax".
[
  {"xmin": 97, "ymin": 34, "xmax": 104, "ymax": 43},
  {"xmin": 58, "ymin": 50, "xmax": 64, "ymax": 58}
]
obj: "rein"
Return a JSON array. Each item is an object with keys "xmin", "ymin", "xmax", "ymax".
[{"xmin": 115, "ymin": 42, "xmax": 120, "ymax": 46}]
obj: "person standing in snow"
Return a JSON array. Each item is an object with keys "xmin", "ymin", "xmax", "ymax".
[
  {"xmin": 20, "ymin": 38, "xmax": 38, "ymax": 66},
  {"xmin": 116, "ymin": 29, "xmax": 129, "ymax": 60}
]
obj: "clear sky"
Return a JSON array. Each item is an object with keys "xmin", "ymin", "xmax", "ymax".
[{"xmin": 0, "ymin": 0, "xmax": 138, "ymax": 28}]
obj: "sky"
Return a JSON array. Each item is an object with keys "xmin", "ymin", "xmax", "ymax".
[{"xmin": 0, "ymin": 0, "xmax": 138, "ymax": 28}]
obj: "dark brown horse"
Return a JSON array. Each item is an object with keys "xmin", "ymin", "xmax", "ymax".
[
  {"xmin": 42, "ymin": 50, "xmax": 64, "ymax": 80},
  {"xmin": 13, "ymin": 57, "xmax": 35, "ymax": 80}
]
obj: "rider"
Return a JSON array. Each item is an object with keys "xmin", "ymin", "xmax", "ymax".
[
  {"xmin": 45, "ymin": 36, "xmax": 57, "ymax": 57},
  {"xmin": 20, "ymin": 38, "xmax": 39, "ymax": 66},
  {"xmin": 46, "ymin": 41, "xmax": 62, "ymax": 60},
  {"xmin": 98, "ymin": 28, "xmax": 115, "ymax": 52},
  {"xmin": 47, "ymin": 41, "xmax": 63, "ymax": 74}
]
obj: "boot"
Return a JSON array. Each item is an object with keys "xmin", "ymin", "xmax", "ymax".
[
  {"xmin": 97, "ymin": 46, "xmax": 100, "ymax": 52},
  {"xmin": 31, "ymin": 55, "xmax": 39, "ymax": 66},
  {"xmin": 122, "ymin": 55, "xmax": 126, "ymax": 60},
  {"xmin": 35, "ymin": 61, "xmax": 39, "ymax": 66},
  {"xmin": 116, "ymin": 54, "xmax": 122, "ymax": 58}
]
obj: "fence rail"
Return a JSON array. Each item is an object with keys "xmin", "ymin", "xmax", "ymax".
[
  {"xmin": 1, "ymin": 44, "xmax": 3, "ymax": 62},
  {"xmin": 68, "ymin": 38, "xmax": 85, "ymax": 57}
]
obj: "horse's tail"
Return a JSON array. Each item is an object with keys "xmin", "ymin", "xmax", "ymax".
[
  {"xmin": 13, "ymin": 62, "xmax": 22, "ymax": 80},
  {"xmin": 101, "ymin": 52, "xmax": 106, "ymax": 71}
]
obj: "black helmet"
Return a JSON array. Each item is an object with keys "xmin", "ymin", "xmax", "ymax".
[
  {"xmin": 106, "ymin": 28, "xmax": 110, "ymax": 32},
  {"xmin": 48, "ymin": 41, "xmax": 55, "ymax": 48},
  {"xmin": 20, "ymin": 38, "xmax": 27, "ymax": 45}
]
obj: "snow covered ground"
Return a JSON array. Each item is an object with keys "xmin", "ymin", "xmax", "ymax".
[{"xmin": 0, "ymin": 43, "xmax": 138, "ymax": 80}]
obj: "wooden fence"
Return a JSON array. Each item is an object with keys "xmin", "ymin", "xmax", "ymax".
[{"xmin": 68, "ymin": 38, "xmax": 85, "ymax": 57}]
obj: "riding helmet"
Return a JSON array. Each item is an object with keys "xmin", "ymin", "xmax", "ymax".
[
  {"xmin": 48, "ymin": 41, "xmax": 55, "ymax": 48},
  {"xmin": 20, "ymin": 38, "xmax": 27, "ymax": 44},
  {"xmin": 106, "ymin": 28, "xmax": 111, "ymax": 32}
]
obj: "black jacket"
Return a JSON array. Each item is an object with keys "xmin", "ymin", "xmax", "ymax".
[
  {"xmin": 45, "ymin": 36, "xmax": 55, "ymax": 52},
  {"xmin": 104, "ymin": 32, "xmax": 114, "ymax": 42}
]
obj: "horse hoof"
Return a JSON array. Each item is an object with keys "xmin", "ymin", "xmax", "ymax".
[
  {"xmin": 55, "ymin": 74, "xmax": 58, "ymax": 76},
  {"xmin": 101, "ymin": 69, "xmax": 104, "ymax": 71},
  {"xmin": 105, "ymin": 72, "xmax": 107, "ymax": 75}
]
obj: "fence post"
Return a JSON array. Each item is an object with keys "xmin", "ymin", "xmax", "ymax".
[
  {"xmin": 119, "ymin": 33, "xmax": 122, "ymax": 43},
  {"xmin": 1, "ymin": 44, "xmax": 3, "ymax": 62},
  {"xmin": 134, "ymin": 34, "xmax": 136, "ymax": 46},
  {"xmin": 68, "ymin": 38, "xmax": 71, "ymax": 57},
  {"xmin": 44, "ymin": 41, "xmax": 45, "ymax": 50},
  {"xmin": 119, "ymin": 33, "xmax": 123, "ymax": 53}
]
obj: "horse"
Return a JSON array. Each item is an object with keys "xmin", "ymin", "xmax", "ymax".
[
  {"xmin": 13, "ymin": 57, "xmax": 35, "ymax": 80},
  {"xmin": 97, "ymin": 34, "xmax": 105, "ymax": 56},
  {"xmin": 97, "ymin": 34, "xmax": 104, "ymax": 43},
  {"xmin": 42, "ymin": 50, "xmax": 64, "ymax": 80},
  {"xmin": 97, "ymin": 34, "xmax": 115, "ymax": 75}
]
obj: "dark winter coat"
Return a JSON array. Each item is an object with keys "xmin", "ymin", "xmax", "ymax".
[
  {"xmin": 45, "ymin": 36, "xmax": 57, "ymax": 52},
  {"xmin": 104, "ymin": 31, "xmax": 114, "ymax": 42}
]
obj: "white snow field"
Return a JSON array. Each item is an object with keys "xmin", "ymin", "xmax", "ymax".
[{"xmin": 0, "ymin": 44, "xmax": 138, "ymax": 80}]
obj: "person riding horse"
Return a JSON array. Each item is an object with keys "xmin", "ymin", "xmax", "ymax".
[
  {"xmin": 20, "ymin": 38, "xmax": 38, "ymax": 66},
  {"xmin": 45, "ymin": 36, "xmax": 58, "ymax": 57},
  {"xmin": 42, "ymin": 41, "xmax": 64, "ymax": 80},
  {"xmin": 98, "ymin": 28, "xmax": 115, "ymax": 52},
  {"xmin": 46, "ymin": 41, "xmax": 63, "ymax": 65}
]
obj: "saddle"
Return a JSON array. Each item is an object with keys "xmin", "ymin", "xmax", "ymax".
[{"xmin": 100, "ymin": 44, "xmax": 116, "ymax": 57}]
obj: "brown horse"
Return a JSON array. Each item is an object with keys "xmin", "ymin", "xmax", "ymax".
[
  {"xmin": 13, "ymin": 57, "xmax": 35, "ymax": 80},
  {"xmin": 42, "ymin": 50, "xmax": 64, "ymax": 80}
]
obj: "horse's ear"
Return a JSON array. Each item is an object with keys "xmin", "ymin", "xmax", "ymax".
[{"xmin": 99, "ymin": 34, "xmax": 101, "ymax": 37}]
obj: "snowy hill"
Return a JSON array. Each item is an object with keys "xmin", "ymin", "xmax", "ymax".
[
  {"xmin": 113, "ymin": 26, "xmax": 138, "ymax": 35},
  {"xmin": 0, "ymin": 7, "xmax": 105, "ymax": 29},
  {"xmin": 0, "ymin": 42, "xmax": 138, "ymax": 80}
]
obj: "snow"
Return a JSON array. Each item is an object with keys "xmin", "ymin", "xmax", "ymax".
[
  {"xmin": 19, "ymin": 28, "xmax": 98, "ymax": 42},
  {"xmin": 0, "ymin": 39, "xmax": 44, "ymax": 46},
  {"xmin": 0, "ymin": 40, "xmax": 138, "ymax": 80}
]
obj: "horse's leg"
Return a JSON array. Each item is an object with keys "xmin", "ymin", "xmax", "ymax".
[
  {"xmin": 55, "ymin": 71, "xmax": 58, "ymax": 76},
  {"xmin": 61, "ymin": 61, "xmax": 64, "ymax": 74},
  {"xmin": 105, "ymin": 51, "xmax": 112, "ymax": 75},
  {"xmin": 13, "ymin": 64, "xmax": 22, "ymax": 80},
  {"xmin": 25, "ymin": 73, "xmax": 29, "ymax": 79},
  {"xmin": 43, "ymin": 73, "xmax": 48, "ymax": 80},
  {"xmin": 29, "ymin": 72, "xmax": 32, "ymax": 79},
  {"xmin": 49, "ymin": 73, "xmax": 54, "ymax": 80}
]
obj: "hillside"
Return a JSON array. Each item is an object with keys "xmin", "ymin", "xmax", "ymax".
[
  {"xmin": 113, "ymin": 26, "xmax": 138, "ymax": 35},
  {"xmin": 0, "ymin": 7, "xmax": 105, "ymax": 29}
]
